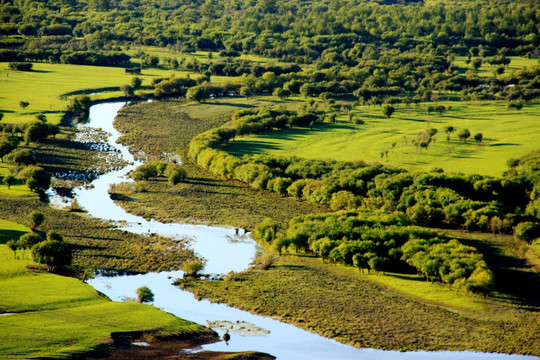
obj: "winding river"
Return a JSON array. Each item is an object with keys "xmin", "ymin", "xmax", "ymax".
[{"xmin": 59, "ymin": 102, "xmax": 535, "ymax": 360}]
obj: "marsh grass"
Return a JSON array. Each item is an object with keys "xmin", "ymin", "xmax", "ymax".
[{"xmin": 186, "ymin": 255, "xmax": 540, "ymax": 355}]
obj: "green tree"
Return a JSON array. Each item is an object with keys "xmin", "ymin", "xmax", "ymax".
[
  {"xmin": 382, "ymin": 105, "xmax": 395, "ymax": 118},
  {"xmin": 239, "ymin": 86, "xmax": 252, "ymax": 98},
  {"xmin": 31, "ymin": 240, "xmax": 72, "ymax": 272},
  {"xmin": 514, "ymin": 222, "xmax": 540, "ymax": 244},
  {"xmin": 131, "ymin": 77, "xmax": 143, "ymax": 89},
  {"xmin": 164, "ymin": 163, "xmax": 187, "ymax": 185},
  {"xmin": 18, "ymin": 166, "xmax": 51, "ymax": 192},
  {"xmin": 19, "ymin": 233, "xmax": 43, "ymax": 250},
  {"xmin": 7, "ymin": 239, "xmax": 19, "ymax": 258},
  {"xmin": 28, "ymin": 210, "xmax": 45, "ymax": 230},
  {"xmin": 0, "ymin": 136, "xmax": 17, "ymax": 162},
  {"xmin": 136, "ymin": 286, "xmax": 154, "ymax": 303},
  {"xmin": 19, "ymin": 101, "xmax": 29, "ymax": 109},
  {"xmin": 35, "ymin": 114, "xmax": 47, "ymax": 123},
  {"xmin": 121, "ymin": 84, "xmax": 135, "ymax": 97},
  {"xmin": 186, "ymin": 86, "xmax": 209, "ymax": 103},
  {"xmin": 5, "ymin": 149, "xmax": 36, "ymax": 166},
  {"xmin": 182, "ymin": 259, "xmax": 205, "ymax": 277},
  {"xmin": 3, "ymin": 174, "xmax": 17, "ymax": 189},
  {"xmin": 457, "ymin": 129, "xmax": 471, "ymax": 143},
  {"xmin": 474, "ymin": 133, "xmax": 483, "ymax": 143},
  {"xmin": 444, "ymin": 126, "xmax": 455, "ymax": 141}
]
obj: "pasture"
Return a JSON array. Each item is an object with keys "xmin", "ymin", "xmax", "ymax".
[
  {"xmin": 0, "ymin": 217, "xmax": 210, "ymax": 359},
  {"xmin": 223, "ymin": 101, "xmax": 540, "ymax": 176}
]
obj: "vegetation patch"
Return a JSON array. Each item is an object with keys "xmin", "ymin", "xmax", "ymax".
[
  {"xmin": 0, "ymin": 219, "xmax": 214, "ymax": 359},
  {"xmin": 182, "ymin": 255, "xmax": 539, "ymax": 355}
]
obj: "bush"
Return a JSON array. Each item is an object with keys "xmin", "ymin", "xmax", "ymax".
[
  {"xmin": 182, "ymin": 259, "xmax": 205, "ymax": 277},
  {"xmin": 31, "ymin": 240, "xmax": 72, "ymax": 271},
  {"xmin": 164, "ymin": 163, "xmax": 187, "ymax": 185}
]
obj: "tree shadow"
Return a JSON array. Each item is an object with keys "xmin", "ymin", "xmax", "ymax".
[{"xmin": 0, "ymin": 229, "xmax": 27, "ymax": 244}]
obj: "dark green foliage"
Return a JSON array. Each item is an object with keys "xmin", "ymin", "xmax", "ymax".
[
  {"xmin": 5, "ymin": 149, "xmax": 35, "ymax": 166},
  {"xmin": 9, "ymin": 62, "xmax": 32, "ymax": 71},
  {"xmin": 31, "ymin": 240, "xmax": 73, "ymax": 271},
  {"xmin": 28, "ymin": 210, "xmax": 45, "ymax": 230},
  {"xmin": 136, "ymin": 286, "xmax": 154, "ymax": 303},
  {"xmin": 19, "ymin": 232, "xmax": 43, "ymax": 249},
  {"xmin": 189, "ymin": 107, "xmax": 533, "ymax": 232},
  {"xmin": 18, "ymin": 166, "xmax": 51, "ymax": 192},
  {"xmin": 513, "ymin": 222, "xmax": 540, "ymax": 244}
]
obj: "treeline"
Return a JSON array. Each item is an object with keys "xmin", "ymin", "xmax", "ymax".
[
  {"xmin": 255, "ymin": 210, "xmax": 494, "ymax": 297},
  {"xmin": 189, "ymin": 107, "xmax": 536, "ymax": 233},
  {"xmin": 2, "ymin": 0, "xmax": 538, "ymax": 61}
]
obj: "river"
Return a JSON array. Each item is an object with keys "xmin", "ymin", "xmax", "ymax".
[{"xmin": 58, "ymin": 101, "xmax": 534, "ymax": 360}]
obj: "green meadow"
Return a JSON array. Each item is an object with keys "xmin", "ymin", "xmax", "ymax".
[
  {"xmin": 452, "ymin": 56, "xmax": 538, "ymax": 78},
  {"xmin": 0, "ymin": 218, "xmax": 211, "ymax": 359},
  {"xmin": 223, "ymin": 100, "xmax": 540, "ymax": 176}
]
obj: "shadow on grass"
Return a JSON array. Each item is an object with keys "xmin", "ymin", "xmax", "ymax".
[
  {"xmin": 0, "ymin": 229, "xmax": 27, "ymax": 244},
  {"xmin": 460, "ymin": 237, "xmax": 540, "ymax": 308},
  {"xmin": 208, "ymin": 102, "xmax": 257, "ymax": 109}
]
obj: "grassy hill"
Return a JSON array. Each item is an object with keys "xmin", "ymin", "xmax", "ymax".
[
  {"xmin": 0, "ymin": 218, "xmax": 213, "ymax": 359},
  {"xmin": 223, "ymin": 100, "xmax": 540, "ymax": 176}
]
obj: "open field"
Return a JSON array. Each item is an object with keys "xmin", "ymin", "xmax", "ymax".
[
  {"xmin": 0, "ymin": 218, "xmax": 213, "ymax": 359},
  {"xmin": 0, "ymin": 62, "xmax": 239, "ymax": 126},
  {"xmin": 124, "ymin": 45, "xmax": 276, "ymax": 65},
  {"xmin": 223, "ymin": 101, "xmax": 540, "ymax": 176},
  {"xmin": 452, "ymin": 56, "xmax": 538, "ymax": 78}
]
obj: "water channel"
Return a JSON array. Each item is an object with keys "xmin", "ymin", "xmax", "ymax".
[{"xmin": 58, "ymin": 102, "xmax": 534, "ymax": 360}]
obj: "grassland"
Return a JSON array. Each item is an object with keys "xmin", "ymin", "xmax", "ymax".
[
  {"xmin": 223, "ymin": 101, "xmax": 540, "ymax": 176},
  {"xmin": 452, "ymin": 56, "xmax": 538, "ymax": 78},
  {"xmin": 0, "ymin": 62, "xmax": 224, "ymax": 126},
  {"xmin": 0, "ymin": 217, "xmax": 214, "ymax": 359}
]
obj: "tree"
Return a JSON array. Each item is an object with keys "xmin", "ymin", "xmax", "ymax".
[
  {"xmin": 46, "ymin": 231, "xmax": 64, "ymax": 242},
  {"xmin": 35, "ymin": 114, "xmax": 47, "ymax": 123},
  {"xmin": 186, "ymin": 86, "xmax": 209, "ymax": 103},
  {"xmin": 7, "ymin": 240, "xmax": 19, "ymax": 258},
  {"xmin": 514, "ymin": 222, "xmax": 540, "ymax": 245},
  {"xmin": 5, "ymin": 149, "xmax": 35, "ymax": 166},
  {"xmin": 239, "ymin": 86, "xmax": 252, "ymax": 98},
  {"xmin": 444, "ymin": 126, "xmax": 455, "ymax": 141},
  {"xmin": 18, "ymin": 166, "xmax": 51, "ymax": 192},
  {"xmin": 471, "ymin": 58, "xmax": 482, "ymax": 71},
  {"xmin": 164, "ymin": 163, "xmax": 187, "ymax": 185},
  {"xmin": 121, "ymin": 84, "xmax": 134, "ymax": 97},
  {"xmin": 136, "ymin": 286, "xmax": 154, "ymax": 303},
  {"xmin": 436, "ymin": 105, "xmax": 446, "ymax": 116},
  {"xmin": 28, "ymin": 210, "xmax": 45, "ymax": 230},
  {"xmin": 19, "ymin": 101, "xmax": 29, "ymax": 109},
  {"xmin": 382, "ymin": 105, "xmax": 395, "ymax": 118},
  {"xmin": 19, "ymin": 232, "xmax": 43, "ymax": 249},
  {"xmin": 4, "ymin": 174, "xmax": 17, "ymax": 189},
  {"xmin": 182, "ymin": 259, "xmax": 204, "ymax": 277},
  {"xmin": 474, "ymin": 133, "xmax": 483, "ymax": 143},
  {"xmin": 31, "ymin": 240, "xmax": 72, "ymax": 272},
  {"xmin": 131, "ymin": 77, "xmax": 143, "ymax": 89},
  {"xmin": 457, "ymin": 129, "xmax": 471, "ymax": 143},
  {"xmin": 0, "ymin": 136, "xmax": 17, "ymax": 161}
]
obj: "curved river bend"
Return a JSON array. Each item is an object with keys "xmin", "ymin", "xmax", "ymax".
[{"xmin": 58, "ymin": 102, "xmax": 535, "ymax": 360}]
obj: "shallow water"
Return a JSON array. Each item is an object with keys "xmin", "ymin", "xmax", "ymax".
[{"xmin": 74, "ymin": 102, "xmax": 535, "ymax": 360}]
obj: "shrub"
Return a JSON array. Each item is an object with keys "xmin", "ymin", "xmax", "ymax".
[{"xmin": 136, "ymin": 286, "xmax": 154, "ymax": 303}]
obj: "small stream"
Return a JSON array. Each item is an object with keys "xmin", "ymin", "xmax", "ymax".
[{"xmin": 58, "ymin": 102, "xmax": 534, "ymax": 360}]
